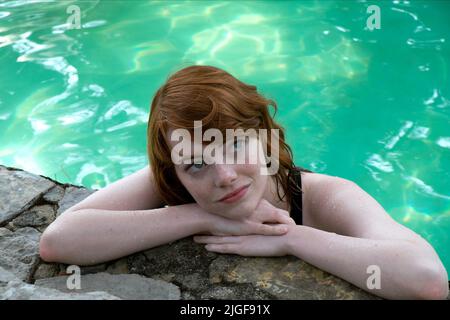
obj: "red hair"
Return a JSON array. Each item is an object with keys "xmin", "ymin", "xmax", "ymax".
[{"xmin": 147, "ymin": 65, "xmax": 309, "ymax": 205}]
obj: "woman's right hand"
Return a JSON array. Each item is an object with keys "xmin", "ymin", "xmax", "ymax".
[{"xmin": 201, "ymin": 199, "xmax": 296, "ymax": 237}]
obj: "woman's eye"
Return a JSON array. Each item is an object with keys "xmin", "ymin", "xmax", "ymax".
[
  {"xmin": 187, "ymin": 160, "xmax": 206, "ymax": 173},
  {"xmin": 234, "ymin": 137, "xmax": 246, "ymax": 150}
]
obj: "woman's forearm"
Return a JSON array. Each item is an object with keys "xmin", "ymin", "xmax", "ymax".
[
  {"xmin": 39, "ymin": 204, "xmax": 208, "ymax": 266},
  {"xmin": 285, "ymin": 225, "xmax": 449, "ymax": 300}
]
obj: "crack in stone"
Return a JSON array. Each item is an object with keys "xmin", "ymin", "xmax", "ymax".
[{"xmin": 0, "ymin": 185, "xmax": 55, "ymax": 228}]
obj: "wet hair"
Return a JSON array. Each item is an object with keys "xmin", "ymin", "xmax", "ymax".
[{"xmin": 147, "ymin": 65, "xmax": 309, "ymax": 206}]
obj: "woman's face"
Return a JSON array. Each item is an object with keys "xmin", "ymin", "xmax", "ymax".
[{"xmin": 167, "ymin": 128, "xmax": 269, "ymax": 220}]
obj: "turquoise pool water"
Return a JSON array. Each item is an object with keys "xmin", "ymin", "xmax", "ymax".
[{"xmin": 1, "ymin": 0, "xmax": 449, "ymax": 276}]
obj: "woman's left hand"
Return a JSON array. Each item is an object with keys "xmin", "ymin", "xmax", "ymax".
[{"xmin": 193, "ymin": 229, "xmax": 292, "ymax": 257}]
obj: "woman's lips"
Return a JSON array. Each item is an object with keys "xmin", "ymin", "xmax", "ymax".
[{"xmin": 218, "ymin": 184, "xmax": 250, "ymax": 204}]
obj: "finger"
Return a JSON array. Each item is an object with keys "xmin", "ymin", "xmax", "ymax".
[
  {"xmin": 252, "ymin": 223, "xmax": 288, "ymax": 235},
  {"xmin": 259, "ymin": 209, "xmax": 292, "ymax": 225},
  {"xmin": 258, "ymin": 208, "xmax": 280, "ymax": 223},
  {"xmin": 275, "ymin": 212, "xmax": 296, "ymax": 225},
  {"xmin": 194, "ymin": 236, "xmax": 241, "ymax": 244},
  {"xmin": 205, "ymin": 244, "xmax": 235, "ymax": 253},
  {"xmin": 210, "ymin": 232, "xmax": 227, "ymax": 236}
]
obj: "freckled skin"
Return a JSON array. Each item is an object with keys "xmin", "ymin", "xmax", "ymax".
[
  {"xmin": 175, "ymin": 162, "xmax": 269, "ymax": 220},
  {"xmin": 169, "ymin": 131, "xmax": 271, "ymax": 220}
]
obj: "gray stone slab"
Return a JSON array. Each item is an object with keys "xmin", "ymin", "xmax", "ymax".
[
  {"xmin": 0, "ymin": 227, "xmax": 41, "ymax": 282},
  {"xmin": 42, "ymin": 185, "xmax": 65, "ymax": 204},
  {"xmin": 0, "ymin": 266, "xmax": 17, "ymax": 284},
  {"xmin": 35, "ymin": 272, "xmax": 180, "ymax": 300},
  {"xmin": 209, "ymin": 255, "xmax": 379, "ymax": 300},
  {"xmin": 8, "ymin": 204, "xmax": 55, "ymax": 232},
  {"xmin": 0, "ymin": 166, "xmax": 55, "ymax": 224},
  {"xmin": 1, "ymin": 280, "xmax": 119, "ymax": 300},
  {"xmin": 56, "ymin": 186, "xmax": 95, "ymax": 216}
]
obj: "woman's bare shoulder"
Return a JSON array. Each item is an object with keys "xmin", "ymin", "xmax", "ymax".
[
  {"xmin": 300, "ymin": 171, "xmax": 354, "ymax": 229},
  {"xmin": 301, "ymin": 171, "xmax": 352, "ymax": 192}
]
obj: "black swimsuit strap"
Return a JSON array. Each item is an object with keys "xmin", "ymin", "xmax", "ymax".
[{"xmin": 289, "ymin": 168, "xmax": 304, "ymax": 225}]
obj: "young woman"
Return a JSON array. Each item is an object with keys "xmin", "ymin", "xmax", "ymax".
[{"xmin": 40, "ymin": 65, "xmax": 448, "ymax": 300}]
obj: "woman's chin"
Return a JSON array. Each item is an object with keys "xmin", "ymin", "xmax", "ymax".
[{"xmin": 216, "ymin": 201, "xmax": 258, "ymax": 220}]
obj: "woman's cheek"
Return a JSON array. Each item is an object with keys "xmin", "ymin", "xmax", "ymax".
[{"xmin": 185, "ymin": 184, "xmax": 204, "ymax": 202}]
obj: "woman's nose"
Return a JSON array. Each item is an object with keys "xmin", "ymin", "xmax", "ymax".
[{"xmin": 213, "ymin": 164, "xmax": 238, "ymax": 187}]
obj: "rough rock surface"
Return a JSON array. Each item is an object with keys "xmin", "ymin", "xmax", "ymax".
[
  {"xmin": 1, "ymin": 280, "xmax": 120, "ymax": 300},
  {"xmin": 128, "ymin": 238, "xmax": 378, "ymax": 300},
  {"xmin": 0, "ymin": 266, "xmax": 118, "ymax": 300},
  {"xmin": 35, "ymin": 272, "xmax": 180, "ymax": 300},
  {"xmin": 2, "ymin": 164, "xmax": 446, "ymax": 300},
  {"xmin": 56, "ymin": 186, "xmax": 95, "ymax": 217},
  {"xmin": 0, "ymin": 166, "xmax": 54, "ymax": 224},
  {"xmin": 0, "ymin": 227, "xmax": 41, "ymax": 282},
  {"xmin": 7, "ymin": 204, "xmax": 55, "ymax": 232}
]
